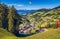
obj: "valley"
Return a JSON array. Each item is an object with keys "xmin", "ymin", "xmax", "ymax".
[{"xmin": 0, "ymin": 3, "xmax": 60, "ymax": 39}]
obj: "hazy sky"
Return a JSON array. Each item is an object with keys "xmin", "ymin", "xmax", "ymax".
[{"xmin": 1, "ymin": 0, "xmax": 60, "ymax": 10}]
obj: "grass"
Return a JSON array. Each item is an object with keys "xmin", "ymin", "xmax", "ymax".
[
  {"xmin": 25, "ymin": 28, "xmax": 60, "ymax": 39},
  {"xmin": 0, "ymin": 28, "xmax": 17, "ymax": 39},
  {"xmin": 0, "ymin": 28, "xmax": 60, "ymax": 39}
]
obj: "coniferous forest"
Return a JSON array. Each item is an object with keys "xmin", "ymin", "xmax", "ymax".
[{"xmin": 0, "ymin": 3, "xmax": 23, "ymax": 32}]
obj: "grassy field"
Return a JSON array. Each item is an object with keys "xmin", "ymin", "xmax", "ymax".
[
  {"xmin": 25, "ymin": 28, "xmax": 60, "ymax": 39},
  {"xmin": 0, "ymin": 28, "xmax": 17, "ymax": 39},
  {"xmin": 0, "ymin": 28, "xmax": 60, "ymax": 39}
]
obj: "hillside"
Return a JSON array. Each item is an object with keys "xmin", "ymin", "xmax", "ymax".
[
  {"xmin": 27, "ymin": 6, "xmax": 60, "ymax": 28},
  {"xmin": 0, "ymin": 28, "xmax": 17, "ymax": 39},
  {"xmin": 0, "ymin": 28, "xmax": 60, "ymax": 39},
  {"xmin": 24, "ymin": 28, "xmax": 60, "ymax": 39}
]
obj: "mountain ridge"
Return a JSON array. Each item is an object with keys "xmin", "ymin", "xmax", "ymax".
[{"xmin": 17, "ymin": 6, "xmax": 60, "ymax": 15}]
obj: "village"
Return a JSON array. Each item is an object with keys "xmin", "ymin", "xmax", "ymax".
[
  {"xmin": 18, "ymin": 19, "xmax": 60, "ymax": 36},
  {"xmin": 18, "ymin": 21, "xmax": 48, "ymax": 35}
]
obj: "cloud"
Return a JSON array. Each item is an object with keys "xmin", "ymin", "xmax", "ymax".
[
  {"xmin": 17, "ymin": 5, "xmax": 23, "ymax": 6},
  {"xmin": 7, "ymin": 4, "xmax": 24, "ymax": 7},
  {"xmin": 6, "ymin": 4, "xmax": 24, "ymax": 10}
]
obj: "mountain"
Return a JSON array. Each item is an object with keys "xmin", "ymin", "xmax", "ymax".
[
  {"xmin": 52, "ymin": 6, "xmax": 60, "ymax": 9},
  {"xmin": 17, "ymin": 9, "xmax": 51, "ymax": 15},
  {"xmin": 27, "ymin": 6, "xmax": 60, "ymax": 28},
  {"xmin": 37, "ymin": 8, "xmax": 51, "ymax": 12},
  {"xmin": 17, "ymin": 10, "xmax": 36, "ymax": 14}
]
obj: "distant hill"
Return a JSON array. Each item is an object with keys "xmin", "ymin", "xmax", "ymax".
[
  {"xmin": 17, "ymin": 6, "xmax": 60, "ymax": 15},
  {"xmin": 52, "ymin": 6, "xmax": 60, "ymax": 9},
  {"xmin": 17, "ymin": 9, "xmax": 51, "ymax": 14},
  {"xmin": 17, "ymin": 10, "xmax": 36, "ymax": 14},
  {"xmin": 37, "ymin": 8, "xmax": 51, "ymax": 12},
  {"xmin": 27, "ymin": 6, "xmax": 60, "ymax": 28}
]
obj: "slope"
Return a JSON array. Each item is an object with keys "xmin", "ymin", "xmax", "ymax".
[
  {"xmin": 0, "ymin": 28, "xmax": 17, "ymax": 39},
  {"xmin": 24, "ymin": 28, "xmax": 60, "ymax": 39}
]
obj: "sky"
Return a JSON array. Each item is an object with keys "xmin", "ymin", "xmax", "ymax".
[{"xmin": 1, "ymin": 0, "xmax": 60, "ymax": 10}]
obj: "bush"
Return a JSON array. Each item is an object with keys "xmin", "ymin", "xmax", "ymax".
[
  {"xmin": 30, "ymin": 30, "xmax": 36, "ymax": 34},
  {"xmin": 50, "ymin": 24, "xmax": 57, "ymax": 28}
]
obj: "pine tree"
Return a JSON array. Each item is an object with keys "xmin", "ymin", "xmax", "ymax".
[
  {"xmin": 2, "ymin": 4, "xmax": 8, "ymax": 29},
  {"xmin": 8, "ymin": 6, "xmax": 15, "ymax": 32},
  {"xmin": 0, "ymin": 4, "xmax": 3, "ymax": 27}
]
